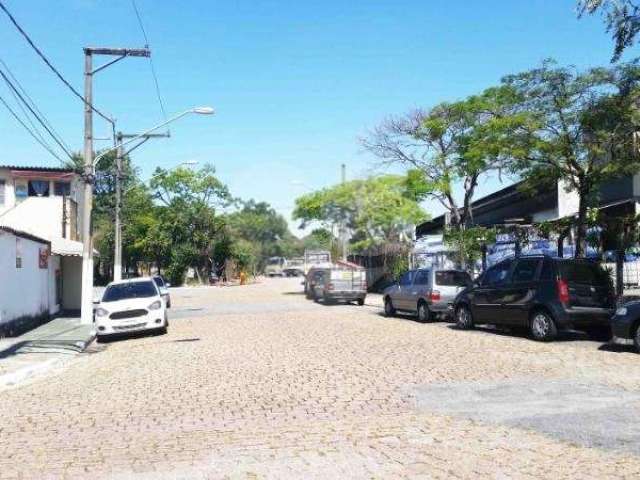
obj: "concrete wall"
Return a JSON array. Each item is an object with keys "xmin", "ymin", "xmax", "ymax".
[
  {"xmin": 0, "ymin": 230, "xmax": 51, "ymax": 331},
  {"xmin": 61, "ymin": 256, "xmax": 82, "ymax": 311},
  {"xmin": 0, "ymin": 197, "xmax": 64, "ymax": 240}
]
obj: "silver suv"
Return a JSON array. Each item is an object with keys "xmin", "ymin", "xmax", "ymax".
[{"xmin": 383, "ymin": 268, "xmax": 472, "ymax": 321}]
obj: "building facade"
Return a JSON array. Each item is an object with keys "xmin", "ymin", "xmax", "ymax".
[{"xmin": 0, "ymin": 165, "xmax": 86, "ymax": 333}]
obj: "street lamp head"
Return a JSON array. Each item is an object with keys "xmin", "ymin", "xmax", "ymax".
[{"xmin": 192, "ymin": 106, "xmax": 215, "ymax": 115}]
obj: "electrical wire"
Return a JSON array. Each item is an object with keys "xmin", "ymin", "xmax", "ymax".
[
  {"xmin": 0, "ymin": 58, "xmax": 72, "ymax": 154},
  {"xmin": 0, "ymin": 66, "xmax": 74, "ymax": 159},
  {"xmin": 0, "ymin": 0, "xmax": 114, "ymax": 125},
  {"xmin": 131, "ymin": 0, "xmax": 168, "ymax": 123},
  {"xmin": 0, "ymin": 93, "xmax": 66, "ymax": 163}
]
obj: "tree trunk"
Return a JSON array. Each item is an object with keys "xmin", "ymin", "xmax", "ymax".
[{"xmin": 574, "ymin": 194, "xmax": 588, "ymax": 258}]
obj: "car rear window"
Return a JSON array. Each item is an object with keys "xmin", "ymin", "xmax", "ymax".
[
  {"xmin": 559, "ymin": 262, "xmax": 610, "ymax": 285},
  {"xmin": 435, "ymin": 271, "xmax": 472, "ymax": 287},
  {"xmin": 103, "ymin": 281, "xmax": 158, "ymax": 302}
]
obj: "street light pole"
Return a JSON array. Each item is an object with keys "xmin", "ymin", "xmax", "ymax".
[
  {"xmin": 80, "ymin": 51, "xmax": 94, "ymax": 325},
  {"xmin": 80, "ymin": 46, "xmax": 151, "ymax": 325},
  {"xmin": 113, "ymin": 131, "xmax": 170, "ymax": 281}
]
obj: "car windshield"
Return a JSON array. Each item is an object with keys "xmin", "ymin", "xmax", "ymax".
[
  {"xmin": 435, "ymin": 271, "xmax": 472, "ymax": 287},
  {"xmin": 103, "ymin": 281, "xmax": 158, "ymax": 302},
  {"xmin": 559, "ymin": 262, "xmax": 610, "ymax": 285},
  {"xmin": 268, "ymin": 258, "xmax": 282, "ymax": 265}
]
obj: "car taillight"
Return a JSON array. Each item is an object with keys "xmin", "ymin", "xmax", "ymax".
[
  {"xmin": 557, "ymin": 279, "xmax": 570, "ymax": 303},
  {"xmin": 327, "ymin": 283, "xmax": 334, "ymax": 291},
  {"xmin": 430, "ymin": 290, "xmax": 441, "ymax": 301}
]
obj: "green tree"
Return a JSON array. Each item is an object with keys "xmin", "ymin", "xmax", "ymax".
[
  {"xmin": 293, "ymin": 175, "xmax": 427, "ymax": 252},
  {"xmin": 500, "ymin": 60, "xmax": 640, "ymax": 257},
  {"xmin": 149, "ymin": 164, "xmax": 231, "ymax": 284},
  {"xmin": 362, "ymin": 88, "xmax": 519, "ymax": 229},
  {"xmin": 225, "ymin": 200, "xmax": 301, "ymax": 266},
  {"xmin": 578, "ymin": 0, "xmax": 640, "ymax": 61}
]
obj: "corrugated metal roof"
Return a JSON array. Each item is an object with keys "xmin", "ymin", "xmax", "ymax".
[
  {"xmin": 0, "ymin": 225, "xmax": 50, "ymax": 245},
  {"xmin": 0, "ymin": 164, "xmax": 74, "ymax": 173}
]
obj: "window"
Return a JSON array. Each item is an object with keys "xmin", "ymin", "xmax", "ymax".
[
  {"xmin": 435, "ymin": 270, "xmax": 472, "ymax": 287},
  {"xmin": 413, "ymin": 270, "xmax": 431, "ymax": 285},
  {"xmin": 481, "ymin": 259, "xmax": 513, "ymax": 286},
  {"xmin": 512, "ymin": 258, "xmax": 541, "ymax": 283},
  {"xmin": 398, "ymin": 271, "xmax": 415, "ymax": 286},
  {"xmin": 540, "ymin": 259, "xmax": 555, "ymax": 281},
  {"xmin": 559, "ymin": 261, "xmax": 610, "ymax": 286},
  {"xmin": 102, "ymin": 281, "xmax": 158, "ymax": 302},
  {"xmin": 28, "ymin": 180, "xmax": 50, "ymax": 197},
  {"xmin": 54, "ymin": 181, "xmax": 71, "ymax": 196},
  {"xmin": 0, "ymin": 179, "xmax": 5, "ymax": 205}
]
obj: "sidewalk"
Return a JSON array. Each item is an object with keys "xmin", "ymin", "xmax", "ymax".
[{"xmin": 0, "ymin": 316, "xmax": 95, "ymax": 389}]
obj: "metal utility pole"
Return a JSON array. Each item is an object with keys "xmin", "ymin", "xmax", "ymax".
[
  {"xmin": 113, "ymin": 131, "xmax": 169, "ymax": 281},
  {"xmin": 80, "ymin": 47, "xmax": 150, "ymax": 325}
]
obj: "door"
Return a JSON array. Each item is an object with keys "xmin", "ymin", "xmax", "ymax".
[
  {"xmin": 471, "ymin": 259, "xmax": 514, "ymax": 323},
  {"xmin": 410, "ymin": 269, "xmax": 431, "ymax": 312},
  {"xmin": 499, "ymin": 257, "xmax": 542, "ymax": 326},
  {"xmin": 395, "ymin": 270, "xmax": 416, "ymax": 310}
]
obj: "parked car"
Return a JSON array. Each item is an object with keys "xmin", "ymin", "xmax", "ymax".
[
  {"xmin": 453, "ymin": 255, "xmax": 615, "ymax": 341},
  {"xmin": 383, "ymin": 268, "xmax": 472, "ymax": 322},
  {"xmin": 265, "ymin": 257, "xmax": 287, "ymax": 277},
  {"xmin": 94, "ymin": 277, "xmax": 169, "ymax": 339},
  {"xmin": 610, "ymin": 301, "xmax": 640, "ymax": 351},
  {"xmin": 283, "ymin": 257, "xmax": 304, "ymax": 277},
  {"xmin": 153, "ymin": 275, "xmax": 171, "ymax": 308},
  {"xmin": 307, "ymin": 265, "xmax": 367, "ymax": 305}
]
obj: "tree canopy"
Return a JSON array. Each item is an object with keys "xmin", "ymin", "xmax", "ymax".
[
  {"xmin": 293, "ymin": 174, "xmax": 427, "ymax": 252},
  {"xmin": 579, "ymin": 0, "xmax": 640, "ymax": 61}
]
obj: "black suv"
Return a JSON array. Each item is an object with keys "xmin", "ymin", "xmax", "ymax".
[{"xmin": 453, "ymin": 255, "xmax": 615, "ymax": 341}]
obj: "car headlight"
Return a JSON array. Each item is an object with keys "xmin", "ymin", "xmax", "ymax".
[
  {"xmin": 95, "ymin": 308, "xmax": 109, "ymax": 317},
  {"xmin": 148, "ymin": 300, "xmax": 162, "ymax": 310},
  {"xmin": 615, "ymin": 307, "xmax": 628, "ymax": 316}
]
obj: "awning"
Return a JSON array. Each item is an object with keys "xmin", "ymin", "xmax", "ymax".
[{"xmin": 51, "ymin": 237, "xmax": 84, "ymax": 257}]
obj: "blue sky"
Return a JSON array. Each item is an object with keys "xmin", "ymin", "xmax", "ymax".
[{"xmin": 0, "ymin": 0, "xmax": 634, "ymax": 235}]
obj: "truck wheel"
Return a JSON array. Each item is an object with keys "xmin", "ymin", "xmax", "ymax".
[
  {"xmin": 357, "ymin": 298, "xmax": 365, "ymax": 306},
  {"xmin": 530, "ymin": 310, "xmax": 557, "ymax": 342},
  {"xmin": 417, "ymin": 302, "xmax": 430, "ymax": 323},
  {"xmin": 384, "ymin": 298, "xmax": 396, "ymax": 317},
  {"xmin": 455, "ymin": 305, "xmax": 474, "ymax": 330}
]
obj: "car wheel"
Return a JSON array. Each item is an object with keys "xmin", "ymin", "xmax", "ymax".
[
  {"xmin": 417, "ymin": 302, "xmax": 430, "ymax": 323},
  {"xmin": 384, "ymin": 297, "xmax": 396, "ymax": 317},
  {"xmin": 455, "ymin": 305, "xmax": 474, "ymax": 329},
  {"xmin": 530, "ymin": 310, "xmax": 558, "ymax": 342},
  {"xmin": 357, "ymin": 298, "xmax": 365, "ymax": 306}
]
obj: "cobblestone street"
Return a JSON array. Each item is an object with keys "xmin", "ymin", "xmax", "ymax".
[{"xmin": 2, "ymin": 277, "xmax": 640, "ymax": 479}]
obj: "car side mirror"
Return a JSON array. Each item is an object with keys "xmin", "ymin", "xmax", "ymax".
[{"xmin": 166, "ymin": 282, "xmax": 171, "ymax": 287}]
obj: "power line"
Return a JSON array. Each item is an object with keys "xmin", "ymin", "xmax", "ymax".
[
  {"xmin": 0, "ymin": 93, "xmax": 66, "ymax": 163},
  {"xmin": 0, "ymin": 66, "xmax": 74, "ymax": 159},
  {"xmin": 0, "ymin": 0, "xmax": 114, "ymax": 125},
  {"xmin": 131, "ymin": 0, "xmax": 168, "ymax": 123},
  {"xmin": 0, "ymin": 58, "xmax": 72, "ymax": 153}
]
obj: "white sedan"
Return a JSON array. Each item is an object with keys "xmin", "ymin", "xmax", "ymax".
[{"xmin": 94, "ymin": 277, "xmax": 169, "ymax": 339}]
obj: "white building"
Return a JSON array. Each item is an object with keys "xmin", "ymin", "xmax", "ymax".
[{"xmin": 0, "ymin": 165, "xmax": 86, "ymax": 333}]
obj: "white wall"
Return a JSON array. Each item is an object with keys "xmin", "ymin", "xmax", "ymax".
[
  {"xmin": 0, "ymin": 230, "xmax": 51, "ymax": 326},
  {"xmin": 0, "ymin": 196, "xmax": 64, "ymax": 240}
]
